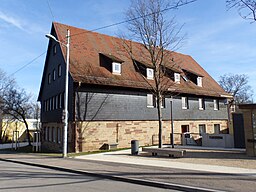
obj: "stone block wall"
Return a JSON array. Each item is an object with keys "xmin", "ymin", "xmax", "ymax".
[{"xmin": 75, "ymin": 119, "xmax": 228, "ymax": 152}]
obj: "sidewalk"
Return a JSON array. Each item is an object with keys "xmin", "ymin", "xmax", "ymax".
[
  {"xmin": 0, "ymin": 148, "xmax": 256, "ymax": 192},
  {"xmin": 76, "ymin": 148, "xmax": 256, "ymax": 176}
]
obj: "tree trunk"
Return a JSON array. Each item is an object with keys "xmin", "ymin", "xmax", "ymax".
[
  {"xmin": 157, "ymin": 93, "xmax": 163, "ymax": 148},
  {"xmin": 23, "ymin": 118, "xmax": 31, "ymax": 146}
]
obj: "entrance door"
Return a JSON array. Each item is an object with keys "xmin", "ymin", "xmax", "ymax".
[{"xmin": 233, "ymin": 113, "xmax": 245, "ymax": 148}]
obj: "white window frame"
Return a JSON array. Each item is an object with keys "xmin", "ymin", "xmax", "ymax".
[
  {"xmin": 213, "ymin": 99, "xmax": 219, "ymax": 110},
  {"xmin": 199, "ymin": 124, "xmax": 206, "ymax": 136},
  {"xmin": 147, "ymin": 94, "xmax": 154, "ymax": 108},
  {"xmin": 112, "ymin": 62, "xmax": 121, "ymax": 74},
  {"xmin": 214, "ymin": 124, "xmax": 220, "ymax": 134},
  {"xmin": 197, "ymin": 76, "xmax": 202, "ymax": 87},
  {"xmin": 182, "ymin": 97, "xmax": 188, "ymax": 109},
  {"xmin": 199, "ymin": 98, "xmax": 205, "ymax": 110},
  {"xmin": 146, "ymin": 68, "xmax": 154, "ymax": 79},
  {"xmin": 174, "ymin": 73, "xmax": 180, "ymax": 84},
  {"xmin": 55, "ymin": 95, "xmax": 58, "ymax": 109}
]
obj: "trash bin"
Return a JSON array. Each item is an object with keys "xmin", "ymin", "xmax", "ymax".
[{"xmin": 131, "ymin": 140, "xmax": 139, "ymax": 155}]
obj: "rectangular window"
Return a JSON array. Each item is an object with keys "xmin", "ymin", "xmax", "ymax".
[
  {"xmin": 214, "ymin": 99, "xmax": 219, "ymax": 110},
  {"xmin": 147, "ymin": 94, "xmax": 154, "ymax": 108},
  {"xmin": 214, "ymin": 124, "xmax": 220, "ymax": 134},
  {"xmin": 48, "ymin": 73, "xmax": 51, "ymax": 84},
  {"xmin": 199, "ymin": 124, "xmax": 206, "ymax": 136},
  {"xmin": 44, "ymin": 127, "xmax": 48, "ymax": 141},
  {"xmin": 174, "ymin": 73, "xmax": 180, "ymax": 84},
  {"xmin": 49, "ymin": 98, "xmax": 52, "ymax": 111},
  {"xmin": 48, "ymin": 127, "xmax": 52, "ymax": 142},
  {"xmin": 55, "ymin": 95, "xmax": 58, "ymax": 109},
  {"xmin": 197, "ymin": 77, "xmax": 202, "ymax": 87},
  {"xmin": 146, "ymin": 68, "xmax": 154, "ymax": 79},
  {"xmin": 112, "ymin": 62, "xmax": 121, "ymax": 74},
  {"xmin": 52, "ymin": 97, "xmax": 55, "ymax": 110},
  {"xmin": 53, "ymin": 69, "xmax": 56, "ymax": 81},
  {"xmin": 181, "ymin": 125, "xmax": 189, "ymax": 133},
  {"xmin": 59, "ymin": 93, "xmax": 62, "ymax": 109},
  {"xmin": 182, "ymin": 97, "xmax": 188, "ymax": 109},
  {"xmin": 58, "ymin": 64, "xmax": 62, "ymax": 77},
  {"xmin": 57, "ymin": 127, "xmax": 61, "ymax": 143},
  {"xmin": 52, "ymin": 127, "xmax": 56, "ymax": 143},
  {"xmin": 199, "ymin": 98, "xmax": 205, "ymax": 110}
]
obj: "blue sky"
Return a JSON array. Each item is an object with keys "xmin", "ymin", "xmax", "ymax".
[{"xmin": 0, "ymin": 0, "xmax": 255, "ymax": 102}]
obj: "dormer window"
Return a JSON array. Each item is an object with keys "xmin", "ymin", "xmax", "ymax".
[
  {"xmin": 146, "ymin": 68, "xmax": 154, "ymax": 79},
  {"xmin": 112, "ymin": 62, "xmax": 121, "ymax": 75},
  {"xmin": 197, "ymin": 76, "xmax": 202, "ymax": 87},
  {"xmin": 174, "ymin": 73, "xmax": 180, "ymax": 84}
]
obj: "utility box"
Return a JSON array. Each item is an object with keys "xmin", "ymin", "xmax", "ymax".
[
  {"xmin": 238, "ymin": 104, "xmax": 256, "ymax": 156},
  {"xmin": 131, "ymin": 140, "xmax": 139, "ymax": 155}
]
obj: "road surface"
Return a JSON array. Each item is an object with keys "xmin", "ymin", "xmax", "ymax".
[{"xmin": 0, "ymin": 160, "xmax": 177, "ymax": 192}]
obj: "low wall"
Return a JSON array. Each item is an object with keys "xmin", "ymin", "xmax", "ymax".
[{"xmin": 202, "ymin": 134, "xmax": 234, "ymax": 148}]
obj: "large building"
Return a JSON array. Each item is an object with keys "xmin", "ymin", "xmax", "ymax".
[{"xmin": 38, "ymin": 22, "xmax": 231, "ymax": 152}]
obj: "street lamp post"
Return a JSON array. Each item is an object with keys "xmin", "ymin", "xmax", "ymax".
[
  {"xmin": 170, "ymin": 98, "xmax": 174, "ymax": 148},
  {"xmin": 46, "ymin": 29, "xmax": 70, "ymax": 158}
]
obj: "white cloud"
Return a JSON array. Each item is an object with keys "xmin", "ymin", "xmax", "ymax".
[{"xmin": 0, "ymin": 11, "xmax": 25, "ymax": 31}]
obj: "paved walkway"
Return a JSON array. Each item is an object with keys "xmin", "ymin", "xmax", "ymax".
[{"xmin": 76, "ymin": 148, "xmax": 256, "ymax": 176}]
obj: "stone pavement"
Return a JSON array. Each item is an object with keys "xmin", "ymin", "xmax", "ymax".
[{"xmin": 0, "ymin": 148, "xmax": 256, "ymax": 192}]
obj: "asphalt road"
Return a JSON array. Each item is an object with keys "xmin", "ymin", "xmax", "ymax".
[{"xmin": 0, "ymin": 161, "xmax": 177, "ymax": 192}]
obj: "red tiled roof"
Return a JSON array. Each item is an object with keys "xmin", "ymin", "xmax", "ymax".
[{"xmin": 53, "ymin": 22, "xmax": 229, "ymax": 98}]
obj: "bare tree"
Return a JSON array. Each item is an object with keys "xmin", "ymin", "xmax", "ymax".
[
  {"xmin": 125, "ymin": 0, "xmax": 196, "ymax": 148},
  {"xmin": 219, "ymin": 73, "xmax": 253, "ymax": 104},
  {"xmin": 227, "ymin": 0, "xmax": 256, "ymax": 22},
  {"xmin": 1, "ymin": 87, "xmax": 33, "ymax": 145}
]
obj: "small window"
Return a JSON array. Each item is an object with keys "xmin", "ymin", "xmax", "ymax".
[
  {"xmin": 214, "ymin": 99, "xmax": 219, "ymax": 110},
  {"xmin": 58, "ymin": 64, "xmax": 62, "ymax": 77},
  {"xmin": 181, "ymin": 125, "xmax": 189, "ymax": 133},
  {"xmin": 199, "ymin": 124, "xmax": 206, "ymax": 136},
  {"xmin": 49, "ymin": 98, "xmax": 52, "ymax": 111},
  {"xmin": 214, "ymin": 124, "xmax": 220, "ymax": 134},
  {"xmin": 52, "ymin": 97, "xmax": 55, "ymax": 110},
  {"xmin": 53, "ymin": 44, "xmax": 57, "ymax": 55},
  {"xmin": 182, "ymin": 97, "xmax": 188, "ymax": 109},
  {"xmin": 52, "ymin": 127, "xmax": 56, "ymax": 143},
  {"xmin": 146, "ymin": 68, "xmax": 154, "ymax": 79},
  {"xmin": 44, "ymin": 127, "xmax": 48, "ymax": 141},
  {"xmin": 147, "ymin": 94, "xmax": 154, "ymax": 108},
  {"xmin": 59, "ymin": 93, "xmax": 62, "ymax": 109},
  {"xmin": 53, "ymin": 69, "xmax": 56, "ymax": 81},
  {"xmin": 174, "ymin": 73, "xmax": 180, "ymax": 84},
  {"xmin": 197, "ymin": 77, "xmax": 202, "ymax": 87},
  {"xmin": 48, "ymin": 73, "xmax": 51, "ymax": 84},
  {"xmin": 57, "ymin": 127, "xmax": 61, "ymax": 143},
  {"xmin": 48, "ymin": 127, "xmax": 52, "ymax": 142},
  {"xmin": 112, "ymin": 62, "xmax": 121, "ymax": 74},
  {"xmin": 55, "ymin": 95, "xmax": 58, "ymax": 109},
  {"xmin": 199, "ymin": 98, "xmax": 205, "ymax": 110}
]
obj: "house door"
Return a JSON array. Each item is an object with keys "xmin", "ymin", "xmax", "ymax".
[{"xmin": 233, "ymin": 113, "xmax": 245, "ymax": 148}]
